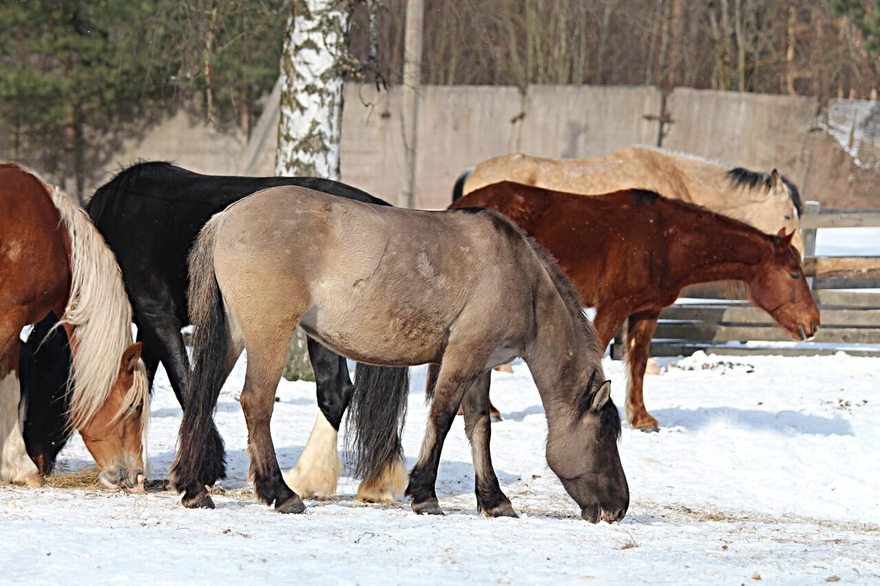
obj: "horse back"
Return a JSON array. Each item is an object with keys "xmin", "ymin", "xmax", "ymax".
[
  {"xmin": 211, "ymin": 185, "xmax": 534, "ymax": 365},
  {"xmin": 85, "ymin": 163, "xmax": 388, "ymax": 323}
]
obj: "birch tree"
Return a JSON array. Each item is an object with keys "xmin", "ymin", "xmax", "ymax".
[{"xmin": 276, "ymin": 0, "xmax": 353, "ymax": 381}]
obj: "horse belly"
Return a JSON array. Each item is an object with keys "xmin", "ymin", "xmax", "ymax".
[{"xmin": 301, "ymin": 286, "xmax": 448, "ymax": 367}]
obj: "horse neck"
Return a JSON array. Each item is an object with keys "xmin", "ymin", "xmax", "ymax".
[
  {"xmin": 669, "ymin": 213, "xmax": 772, "ymax": 287},
  {"xmin": 522, "ymin": 270, "xmax": 593, "ymax": 419}
]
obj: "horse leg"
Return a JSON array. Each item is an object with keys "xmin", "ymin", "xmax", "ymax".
[
  {"xmin": 135, "ymin": 328, "xmax": 160, "ymax": 392},
  {"xmin": 136, "ymin": 315, "xmax": 190, "ymax": 407},
  {"xmin": 0, "ymin": 331, "xmax": 42, "ymax": 486},
  {"xmin": 625, "ymin": 311, "xmax": 662, "ymax": 432},
  {"xmin": 461, "ymin": 371, "xmax": 515, "ymax": 517},
  {"xmin": 282, "ymin": 336, "xmax": 348, "ymax": 499},
  {"xmin": 406, "ymin": 344, "xmax": 487, "ymax": 515},
  {"xmin": 240, "ymin": 335, "xmax": 304, "ymax": 513}
]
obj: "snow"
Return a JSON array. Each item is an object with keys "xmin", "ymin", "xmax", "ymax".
[
  {"xmin": 3, "ymin": 215, "xmax": 878, "ymax": 584},
  {"xmin": 2, "ymin": 352, "xmax": 878, "ymax": 584},
  {"xmin": 821, "ymin": 99, "xmax": 880, "ymax": 169}
]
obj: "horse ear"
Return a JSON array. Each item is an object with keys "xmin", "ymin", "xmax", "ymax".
[
  {"xmin": 775, "ymin": 228, "xmax": 794, "ymax": 248},
  {"xmin": 121, "ymin": 342, "xmax": 142, "ymax": 373},
  {"xmin": 769, "ymin": 169, "xmax": 781, "ymax": 190},
  {"xmin": 590, "ymin": 380, "xmax": 612, "ymax": 413}
]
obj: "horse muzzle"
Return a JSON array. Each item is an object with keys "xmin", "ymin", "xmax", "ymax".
[
  {"xmin": 798, "ymin": 322, "xmax": 819, "ymax": 341},
  {"xmin": 581, "ymin": 503, "xmax": 628, "ymax": 524}
]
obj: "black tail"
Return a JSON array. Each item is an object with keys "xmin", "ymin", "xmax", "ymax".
[
  {"xmin": 451, "ymin": 168, "xmax": 472, "ymax": 203},
  {"xmin": 345, "ymin": 364, "xmax": 409, "ymax": 486},
  {"xmin": 170, "ymin": 219, "xmax": 228, "ymax": 496}
]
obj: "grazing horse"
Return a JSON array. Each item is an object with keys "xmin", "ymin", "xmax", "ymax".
[
  {"xmin": 449, "ymin": 182, "xmax": 820, "ymax": 431},
  {"xmin": 455, "ymin": 145, "xmax": 806, "ymax": 255},
  {"xmin": 0, "ymin": 163, "xmax": 149, "ymax": 489},
  {"xmin": 172, "ymin": 185, "xmax": 628, "ymax": 522},
  {"xmin": 20, "ymin": 162, "xmax": 408, "ymax": 501}
]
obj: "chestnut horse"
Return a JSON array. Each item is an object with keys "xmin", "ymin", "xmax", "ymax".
[
  {"xmin": 0, "ymin": 163, "xmax": 149, "ymax": 489},
  {"xmin": 172, "ymin": 185, "xmax": 628, "ymax": 522},
  {"xmin": 455, "ymin": 146, "xmax": 805, "ymax": 255},
  {"xmin": 450, "ymin": 182, "xmax": 819, "ymax": 431}
]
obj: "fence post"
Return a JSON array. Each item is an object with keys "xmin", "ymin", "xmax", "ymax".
[{"xmin": 802, "ymin": 200, "xmax": 820, "ymax": 291}]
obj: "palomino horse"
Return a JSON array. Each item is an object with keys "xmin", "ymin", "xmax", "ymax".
[
  {"xmin": 450, "ymin": 182, "xmax": 820, "ymax": 431},
  {"xmin": 455, "ymin": 145, "xmax": 805, "ymax": 255},
  {"xmin": 172, "ymin": 185, "xmax": 628, "ymax": 522},
  {"xmin": 20, "ymin": 162, "xmax": 409, "ymax": 501},
  {"xmin": 0, "ymin": 163, "xmax": 149, "ymax": 489}
]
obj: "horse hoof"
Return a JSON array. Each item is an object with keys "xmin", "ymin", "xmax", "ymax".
[
  {"xmin": 275, "ymin": 495, "xmax": 306, "ymax": 514},
  {"xmin": 484, "ymin": 502, "xmax": 518, "ymax": 518},
  {"xmin": 23, "ymin": 473, "xmax": 44, "ymax": 488},
  {"xmin": 490, "ymin": 412, "xmax": 503, "ymax": 423},
  {"xmin": 182, "ymin": 490, "xmax": 215, "ymax": 509},
  {"xmin": 637, "ymin": 424, "xmax": 660, "ymax": 433},
  {"xmin": 411, "ymin": 499, "xmax": 444, "ymax": 515}
]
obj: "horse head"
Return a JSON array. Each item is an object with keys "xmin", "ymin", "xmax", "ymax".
[
  {"xmin": 545, "ymin": 373, "xmax": 629, "ymax": 523},
  {"xmin": 749, "ymin": 228, "xmax": 820, "ymax": 341},
  {"xmin": 75, "ymin": 342, "xmax": 149, "ymax": 491}
]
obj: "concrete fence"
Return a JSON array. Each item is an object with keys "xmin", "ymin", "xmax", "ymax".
[{"xmin": 3, "ymin": 84, "xmax": 880, "ymax": 209}]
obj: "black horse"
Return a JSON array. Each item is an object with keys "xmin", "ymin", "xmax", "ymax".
[{"xmin": 21, "ymin": 162, "xmax": 408, "ymax": 500}]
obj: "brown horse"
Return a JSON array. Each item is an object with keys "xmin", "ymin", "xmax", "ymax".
[
  {"xmin": 0, "ymin": 163, "xmax": 149, "ymax": 489},
  {"xmin": 451, "ymin": 181, "xmax": 820, "ymax": 431},
  {"xmin": 171, "ymin": 185, "xmax": 628, "ymax": 522},
  {"xmin": 458, "ymin": 146, "xmax": 805, "ymax": 255}
]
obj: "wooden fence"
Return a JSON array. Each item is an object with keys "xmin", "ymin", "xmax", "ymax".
[{"xmin": 610, "ymin": 203, "xmax": 880, "ymax": 359}]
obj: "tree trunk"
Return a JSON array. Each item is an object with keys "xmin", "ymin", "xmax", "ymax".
[{"xmin": 276, "ymin": 0, "xmax": 351, "ymax": 381}]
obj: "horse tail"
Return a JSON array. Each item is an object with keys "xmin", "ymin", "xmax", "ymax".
[
  {"xmin": 170, "ymin": 215, "xmax": 228, "ymax": 496},
  {"xmin": 451, "ymin": 168, "xmax": 472, "ymax": 203},
  {"xmin": 345, "ymin": 364, "xmax": 409, "ymax": 489},
  {"xmin": 424, "ymin": 362, "xmax": 440, "ymax": 400}
]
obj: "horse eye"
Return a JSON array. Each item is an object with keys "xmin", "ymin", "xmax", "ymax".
[{"xmin": 790, "ymin": 272, "xmax": 800, "ymax": 280}]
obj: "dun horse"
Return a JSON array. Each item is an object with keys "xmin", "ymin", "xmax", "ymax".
[
  {"xmin": 20, "ymin": 162, "xmax": 408, "ymax": 502},
  {"xmin": 450, "ymin": 182, "xmax": 819, "ymax": 431},
  {"xmin": 455, "ymin": 145, "xmax": 805, "ymax": 254},
  {"xmin": 0, "ymin": 163, "xmax": 149, "ymax": 489},
  {"xmin": 172, "ymin": 185, "xmax": 628, "ymax": 522}
]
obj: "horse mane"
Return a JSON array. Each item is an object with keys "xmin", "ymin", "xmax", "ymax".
[
  {"xmin": 458, "ymin": 206, "xmax": 621, "ymax": 440},
  {"xmin": 726, "ymin": 167, "xmax": 804, "ymax": 216},
  {"xmin": 40, "ymin": 178, "xmax": 149, "ymax": 430}
]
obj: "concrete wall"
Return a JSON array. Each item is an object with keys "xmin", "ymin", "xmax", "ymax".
[{"xmin": 3, "ymin": 84, "xmax": 878, "ymax": 209}]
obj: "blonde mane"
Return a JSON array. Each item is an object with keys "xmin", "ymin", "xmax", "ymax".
[{"xmin": 25, "ymin": 170, "xmax": 149, "ymax": 431}]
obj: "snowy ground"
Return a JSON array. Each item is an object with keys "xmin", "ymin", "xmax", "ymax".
[{"xmin": 1, "ymin": 351, "xmax": 878, "ymax": 584}]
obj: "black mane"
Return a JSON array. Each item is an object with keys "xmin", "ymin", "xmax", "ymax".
[{"xmin": 726, "ymin": 167, "xmax": 804, "ymax": 216}]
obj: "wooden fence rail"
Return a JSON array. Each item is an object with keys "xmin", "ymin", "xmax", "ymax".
[{"xmin": 611, "ymin": 202, "xmax": 880, "ymax": 359}]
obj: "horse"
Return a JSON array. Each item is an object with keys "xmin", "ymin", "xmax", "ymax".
[
  {"xmin": 171, "ymin": 185, "xmax": 629, "ymax": 522},
  {"xmin": 0, "ymin": 163, "xmax": 149, "ymax": 489},
  {"xmin": 19, "ymin": 162, "xmax": 409, "ymax": 502},
  {"xmin": 448, "ymin": 181, "xmax": 820, "ymax": 431},
  {"xmin": 454, "ymin": 145, "xmax": 806, "ymax": 255}
]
